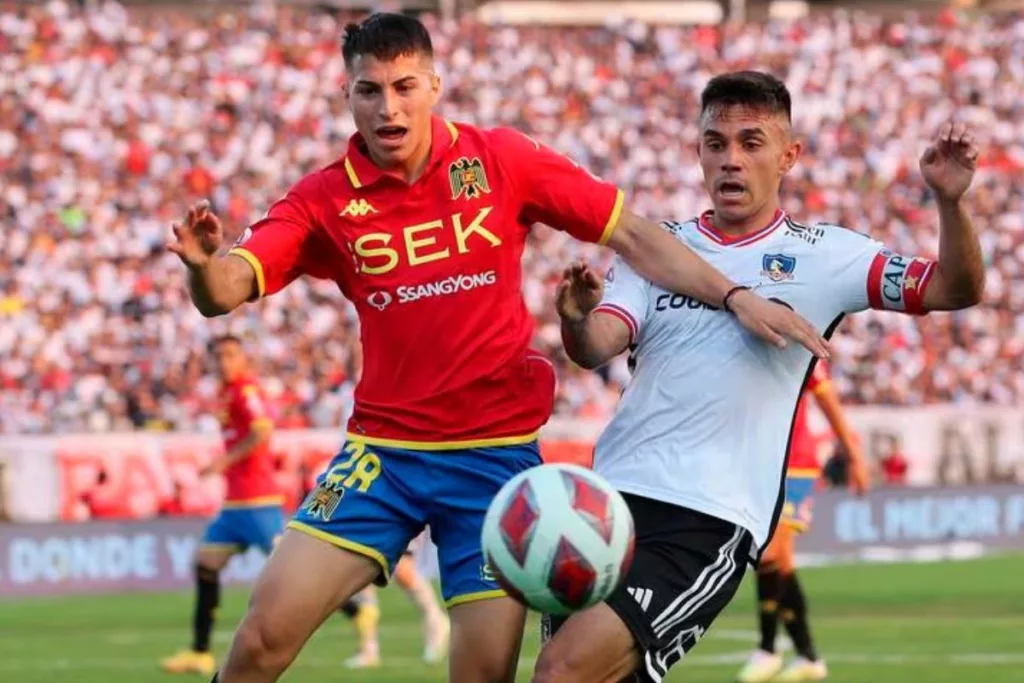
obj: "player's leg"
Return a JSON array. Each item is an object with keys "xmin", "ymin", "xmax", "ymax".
[
  {"xmin": 215, "ymin": 440, "xmax": 423, "ymax": 682},
  {"xmin": 340, "ymin": 587, "xmax": 382, "ymax": 669},
  {"xmin": 161, "ymin": 511, "xmax": 243, "ymax": 676},
  {"xmin": 534, "ymin": 496, "xmax": 752, "ymax": 683},
  {"xmin": 394, "ymin": 549, "xmax": 450, "ymax": 663},
  {"xmin": 737, "ymin": 530, "xmax": 788, "ymax": 682},
  {"xmin": 775, "ymin": 532, "xmax": 827, "ymax": 681},
  {"xmin": 426, "ymin": 442, "xmax": 543, "ymax": 682}
]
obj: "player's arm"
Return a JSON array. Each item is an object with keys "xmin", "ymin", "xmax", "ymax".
[
  {"xmin": 494, "ymin": 128, "xmax": 829, "ymax": 358},
  {"xmin": 918, "ymin": 123, "xmax": 985, "ymax": 311},
  {"xmin": 169, "ymin": 186, "xmax": 322, "ymax": 317},
  {"xmin": 557, "ymin": 262, "xmax": 633, "ymax": 369},
  {"xmin": 809, "ymin": 368, "xmax": 868, "ymax": 494}
]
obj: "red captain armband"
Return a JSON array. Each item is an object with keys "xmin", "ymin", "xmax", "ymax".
[{"xmin": 866, "ymin": 250, "xmax": 937, "ymax": 315}]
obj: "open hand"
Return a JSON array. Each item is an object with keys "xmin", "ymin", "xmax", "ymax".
[
  {"xmin": 728, "ymin": 289, "xmax": 831, "ymax": 359},
  {"xmin": 556, "ymin": 261, "xmax": 604, "ymax": 323},
  {"xmin": 167, "ymin": 200, "xmax": 224, "ymax": 268},
  {"xmin": 920, "ymin": 122, "xmax": 979, "ymax": 202}
]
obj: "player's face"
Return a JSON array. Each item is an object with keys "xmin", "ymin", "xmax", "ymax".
[
  {"xmin": 214, "ymin": 341, "xmax": 247, "ymax": 382},
  {"xmin": 698, "ymin": 105, "xmax": 801, "ymax": 226},
  {"xmin": 345, "ymin": 52, "xmax": 440, "ymax": 169}
]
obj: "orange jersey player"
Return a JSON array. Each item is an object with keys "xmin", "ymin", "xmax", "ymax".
[
  {"xmin": 167, "ymin": 14, "xmax": 829, "ymax": 683},
  {"xmin": 161, "ymin": 335, "xmax": 281, "ymax": 677}
]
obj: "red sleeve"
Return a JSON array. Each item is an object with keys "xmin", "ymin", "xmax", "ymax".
[
  {"xmin": 234, "ymin": 383, "xmax": 272, "ymax": 429},
  {"xmin": 228, "ymin": 175, "xmax": 327, "ymax": 298},
  {"xmin": 489, "ymin": 127, "xmax": 624, "ymax": 245},
  {"xmin": 865, "ymin": 250, "xmax": 937, "ymax": 316}
]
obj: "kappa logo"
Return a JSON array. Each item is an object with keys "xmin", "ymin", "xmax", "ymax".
[
  {"xmin": 449, "ymin": 157, "xmax": 491, "ymax": 200},
  {"xmin": 340, "ymin": 199, "xmax": 378, "ymax": 218},
  {"xmin": 366, "ymin": 290, "xmax": 393, "ymax": 311}
]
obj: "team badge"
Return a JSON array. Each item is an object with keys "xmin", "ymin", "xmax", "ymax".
[
  {"xmin": 761, "ymin": 254, "xmax": 796, "ymax": 282},
  {"xmin": 449, "ymin": 157, "xmax": 491, "ymax": 200},
  {"xmin": 302, "ymin": 483, "xmax": 344, "ymax": 523}
]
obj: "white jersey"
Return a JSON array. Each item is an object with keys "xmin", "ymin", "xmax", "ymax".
[{"xmin": 593, "ymin": 210, "xmax": 934, "ymax": 553}]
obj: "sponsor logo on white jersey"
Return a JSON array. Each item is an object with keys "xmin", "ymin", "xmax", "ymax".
[{"xmin": 397, "ymin": 270, "xmax": 497, "ymax": 303}]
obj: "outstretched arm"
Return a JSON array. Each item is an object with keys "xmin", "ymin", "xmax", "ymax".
[{"xmin": 918, "ymin": 122, "xmax": 985, "ymax": 311}]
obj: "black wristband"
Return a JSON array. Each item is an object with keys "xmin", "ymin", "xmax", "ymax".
[{"xmin": 722, "ymin": 285, "xmax": 750, "ymax": 314}]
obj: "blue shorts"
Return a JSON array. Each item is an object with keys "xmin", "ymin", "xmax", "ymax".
[
  {"xmin": 290, "ymin": 439, "xmax": 542, "ymax": 607},
  {"xmin": 781, "ymin": 474, "xmax": 816, "ymax": 533},
  {"xmin": 202, "ymin": 504, "xmax": 285, "ymax": 555}
]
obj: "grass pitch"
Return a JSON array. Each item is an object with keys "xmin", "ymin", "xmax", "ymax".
[{"xmin": 1, "ymin": 554, "xmax": 1022, "ymax": 682}]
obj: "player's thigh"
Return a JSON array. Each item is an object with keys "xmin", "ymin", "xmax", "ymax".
[
  {"xmin": 237, "ymin": 528, "xmax": 381, "ymax": 655},
  {"xmin": 599, "ymin": 494, "xmax": 753, "ymax": 683},
  {"xmin": 291, "ymin": 440, "xmax": 425, "ymax": 585},
  {"xmin": 448, "ymin": 596, "xmax": 528, "ymax": 683},
  {"xmin": 427, "ymin": 442, "xmax": 542, "ymax": 607},
  {"xmin": 534, "ymin": 602, "xmax": 640, "ymax": 683}
]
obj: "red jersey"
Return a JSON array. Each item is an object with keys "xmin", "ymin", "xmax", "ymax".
[
  {"xmin": 219, "ymin": 376, "xmax": 280, "ymax": 505},
  {"xmin": 788, "ymin": 362, "xmax": 831, "ymax": 475},
  {"xmin": 230, "ymin": 117, "xmax": 622, "ymax": 448}
]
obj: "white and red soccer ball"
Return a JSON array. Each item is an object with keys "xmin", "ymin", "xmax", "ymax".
[{"xmin": 481, "ymin": 463, "xmax": 635, "ymax": 615}]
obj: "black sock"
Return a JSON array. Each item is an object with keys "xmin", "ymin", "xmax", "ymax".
[
  {"xmin": 210, "ymin": 675, "xmax": 219, "ymax": 683},
  {"xmin": 339, "ymin": 599, "xmax": 359, "ymax": 619},
  {"xmin": 780, "ymin": 572, "xmax": 817, "ymax": 661},
  {"xmin": 756, "ymin": 566, "xmax": 783, "ymax": 653},
  {"xmin": 193, "ymin": 565, "xmax": 221, "ymax": 653}
]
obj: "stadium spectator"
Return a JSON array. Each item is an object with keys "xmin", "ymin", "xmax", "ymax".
[{"xmin": 1, "ymin": 1, "xmax": 1022, "ymax": 434}]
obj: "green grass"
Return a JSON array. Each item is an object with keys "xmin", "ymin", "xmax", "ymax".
[{"xmin": 1, "ymin": 554, "xmax": 1023, "ymax": 682}]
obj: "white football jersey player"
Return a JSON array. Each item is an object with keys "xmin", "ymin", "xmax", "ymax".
[{"xmin": 592, "ymin": 210, "xmax": 935, "ymax": 554}]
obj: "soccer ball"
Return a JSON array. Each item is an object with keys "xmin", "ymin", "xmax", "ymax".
[{"xmin": 481, "ymin": 463, "xmax": 635, "ymax": 615}]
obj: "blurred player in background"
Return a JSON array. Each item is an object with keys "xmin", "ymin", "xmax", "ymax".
[
  {"xmin": 161, "ymin": 335, "xmax": 279, "ymax": 676},
  {"xmin": 167, "ymin": 14, "xmax": 827, "ymax": 683},
  {"xmin": 538, "ymin": 71, "xmax": 984, "ymax": 683},
  {"xmin": 339, "ymin": 535, "xmax": 449, "ymax": 669},
  {"xmin": 738, "ymin": 362, "xmax": 868, "ymax": 682}
]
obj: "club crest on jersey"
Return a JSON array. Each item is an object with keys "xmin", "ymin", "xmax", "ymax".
[
  {"xmin": 449, "ymin": 157, "xmax": 491, "ymax": 200},
  {"xmin": 761, "ymin": 254, "xmax": 796, "ymax": 282}
]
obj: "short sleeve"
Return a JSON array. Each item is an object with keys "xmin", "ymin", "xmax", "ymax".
[
  {"xmin": 594, "ymin": 256, "xmax": 650, "ymax": 344},
  {"xmin": 825, "ymin": 227, "xmax": 936, "ymax": 315},
  {"xmin": 228, "ymin": 177, "xmax": 325, "ymax": 298},
  {"xmin": 489, "ymin": 127, "xmax": 624, "ymax": 245},
  {"xmin": 235, "ymin": 384, "xmax": 273, "ymax": 430}
]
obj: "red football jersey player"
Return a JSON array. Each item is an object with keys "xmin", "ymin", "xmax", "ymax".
[
  {"xmin": 212, "ymin": 361, "xmax": 278, "ymax": 505},
  {"xmin": 166, "ymin": 14, "xmax": 828, "ymax": 683}
]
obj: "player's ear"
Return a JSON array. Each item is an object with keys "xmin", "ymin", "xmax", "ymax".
[
  {"xmin": 780, "ymin": 138, "xmax": 802, "ymax": 174},
  {"xmin": 429, "ymin": 71, "xmax": 442, "ymax": 106},
  {"xmin": 341, "ymin": 78, "xmax": 351, "ymax": 102}
]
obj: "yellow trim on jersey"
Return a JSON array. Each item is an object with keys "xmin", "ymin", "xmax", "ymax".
[
  {"xmin": 250, "ymin": 417, "xmax": 274, "ymax": 430},
  {"xmin": 445, "ymin": 589, "xmax": 507, "ymax": 609},
  {"xmin": 222, "ymin": 496, "xmax": 283, "ymax": 509},
  {"xmin": 787, "ymin": 468, "xmax": 819, "ymax": 479},
  {"xmin": 344, "ymin": 157, "xmax": 362, "ymax": 189},
  {"xmin": 597, "ymin": 189, "xmax": 625, "ymax": 246},
  {"xmin": 345, "ymin": 431, "xmax": 540, "ymax": 452},
  {"xmin": 287, "ymin": 521, "xmax": 391, "ymax": 578},
  {"xmin": 229, "ymin": 247, "xmax": 266, "ymax": 298},
  {"xmin": 444, "ymin": 119, "xmax": 460, "ymax": 143}
]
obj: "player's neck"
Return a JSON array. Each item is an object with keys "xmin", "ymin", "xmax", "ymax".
[{"xmin": 709, "ymin": 202, "xmax": 783, "ymax": 238}]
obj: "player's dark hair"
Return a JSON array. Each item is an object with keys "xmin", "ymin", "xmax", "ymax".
[
  {"xmin": 700, "ymin": 71, "xmax": 792, "ymax": 123},
  {"xmin": 209, "ymin": 334, "xmax": 243, "ymax": 352},
  {"xmin": 341, "ymin": 13, "xmax": 433, "ymax": 68}
]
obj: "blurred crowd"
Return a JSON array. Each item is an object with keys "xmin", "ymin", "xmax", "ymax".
[{"xmin": 1, "ymin": 1, "xmax": 1023, "ymax": 435}]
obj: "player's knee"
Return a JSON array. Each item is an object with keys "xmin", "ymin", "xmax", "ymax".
[
  {"xmin": 532, "ymin": 642, "xmax": 589, "ymax": 683},
  {"xmin": 230, "ymin": 612, "xmax": 295, "ymax": 672}
]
